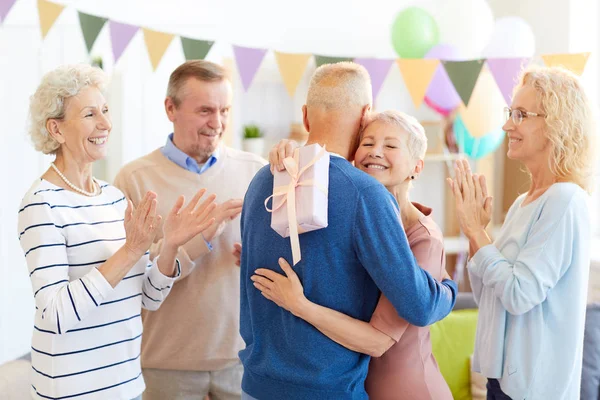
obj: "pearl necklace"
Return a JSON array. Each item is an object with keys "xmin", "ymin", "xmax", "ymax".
[{"xmin": 50, "ymin": 162, "xmax": 100, "ymax": 197}]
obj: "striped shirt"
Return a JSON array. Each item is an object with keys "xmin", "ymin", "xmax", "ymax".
[{"xmin": 18, "ymin": 179, "xmax": 180, "ymax": 400}]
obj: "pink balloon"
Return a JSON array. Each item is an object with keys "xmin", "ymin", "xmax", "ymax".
[
  {"xmin": 424, "ymin": 97, "xmax": 453, "ymax": 116},
  {"xmin": 424, "ymin": 44, "xmax": 464, "ymax": 114}
]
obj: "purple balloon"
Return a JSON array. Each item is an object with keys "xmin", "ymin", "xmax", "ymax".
[{"xmin": 424, "ymin": 44, "xmax": 464, "ymax": 113}]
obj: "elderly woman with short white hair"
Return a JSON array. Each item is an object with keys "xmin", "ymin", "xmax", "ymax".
[
  {"xmin": 19, "ymin": 64, "xmax": 217, "ymax": 400},
  {"xmin": 448, "ymin": 66, "xmax": 595, "ymax": 399}
]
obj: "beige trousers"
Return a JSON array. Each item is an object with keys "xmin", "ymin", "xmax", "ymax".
[{"xmin": 142, "ymin": 363, "xmax": 243, "ymax": 400}]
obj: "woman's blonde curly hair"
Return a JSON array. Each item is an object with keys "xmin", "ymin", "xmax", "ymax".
[
  {"xmin": 515, "ymin": 66, "xmax": 596, "ymax": 193},
  {"xmin": 28, "ymin": 64, "xmax": 108, "ymax": 155}
]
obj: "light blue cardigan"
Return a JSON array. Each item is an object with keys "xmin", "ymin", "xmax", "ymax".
[{"xmin": 469, "ymin": 183, "xmax": 590, "ymax": 400}]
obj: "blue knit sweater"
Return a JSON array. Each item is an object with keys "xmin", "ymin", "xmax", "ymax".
[{"xmin": 239, "ymin": 156, "xmax": 457, "ymax": 400}]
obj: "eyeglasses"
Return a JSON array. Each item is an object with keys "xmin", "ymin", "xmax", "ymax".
[{"xmin": 504, "ymin": 107, "xmax": 546, "ymax": 126}]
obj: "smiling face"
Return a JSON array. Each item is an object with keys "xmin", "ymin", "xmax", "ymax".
[
  {"xmin": 51, "ymin": 85, "xmax": 112, "ymax": 163},
  {"xmin": 503, "ymin": 84, "xmax": 550, "ymax": 165},
  {"xmin": 166, "ymin": 77, "xmax": 232, "ymax": 164},
  {"xmin": 354, "ymin": 120, "xmax": 418, "ymax": 187}
]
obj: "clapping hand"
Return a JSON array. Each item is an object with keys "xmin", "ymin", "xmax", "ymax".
[
  {"xmin": 162, "ymin": 189, "xmax": 217, "ymax": 249},
  {"xmin": 202, "ymin": 199, "xmax": 244, "ymax": 242},
  {"xmin": 446, "ymin": 159, "xmax": 493, "ymax": 240},
  {"xmin": 123, "ymin": 191, "xmax": 162, "ymax": 259}
]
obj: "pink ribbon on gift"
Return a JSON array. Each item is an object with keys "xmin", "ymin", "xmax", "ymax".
[{"xmin": 264, "ymin": 145, "xmax": 328, "ymax": 265}]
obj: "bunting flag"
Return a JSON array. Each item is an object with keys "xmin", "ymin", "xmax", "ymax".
[
  {"xmin": 274, "ymin": 52, "xmax": 312, "ymax": 97},
  {"xmin": 354, "ymin": 58, "xmax": 394, "ymax": 101},
  {"xmin": 143, "ymin": 28, "xmax": 175, "ymax": 71},
  {"xmin": 78, "ymin": 12, "xmax": 108, "ymax": 53},
  {"xmin": 38, "ymin": 0, "xmax": 65, "ymax": 38},
  {"xmin": 542, "ymin": 52, "xmax": 591, "ymax": 76},
  {"xmin": 181, "ymin": 37, "xmax": 214, "ymax": 61},
  {"xmin": 459, "ymin": 69, "xmax": 506, "ymax": 138},
  {"xmin": 13, "ymin": 0, "xmax": 598, "ymax": 97},
  {"xmin": 486, "ymin": 58, "xmax": 530, "ymax": 106},
  {"xmin": 396, "ymin": 59, "xmax": 439, "ymax": 108},
  {"xmin": 233, "ymin": 45, "xmax": 267, "ymax": 91},
  {"xmin": 0, "ymin": 0, "xmax": 17, "ymax": 22},
  {"xmin": 442, "ymin": 59, "xmax": 485, "ymax": 106},
  {"xmin": 109, "ymin": 21, "xmax": 138, "ymax": 64},
  {"xmin": 314, "ymin": 55, "xmax": 353, "ymax": 67}
]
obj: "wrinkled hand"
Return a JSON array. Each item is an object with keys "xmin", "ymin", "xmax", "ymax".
[
  {"xmin": 162, "ymin": 189, "xmax": 217, "ymax": 249},
  {"xmin": 202, "ymin": 199, "xmax": 243, "ymax": 242},
  {"xmin": 269, "ymin": 139, "xmax": 299, "ymax": 173},
  {"xmin": 124, "ymin": 191, "xmax": 162, "ymax": 259},
  {"xmin": 251, "ymin": 258, "xmax": 306, "ymax": 316},
  {"xmin": 446, "ymin": 159, "xmax": 492, "ymax": 239},
  {"xmin": 232, "ymin": 242, "xmax": 242, "ymax": 266}
]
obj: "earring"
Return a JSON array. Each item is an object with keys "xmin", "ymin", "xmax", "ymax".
[{"xmin": 411, "ymin": 175, "xmax": 415, "ymax": 180}]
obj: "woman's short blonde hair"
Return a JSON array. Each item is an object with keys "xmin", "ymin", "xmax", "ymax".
[
  {"xmin": 363, "ymin": 110, "xmax": 428, "ymax": 161},
  {"xmin": 28, "ymin": 64, "xmax": 108, "ymax": 155},
  {"xmin": 516, "ymin": 66, "xmax": 596, "ymax": 192}
]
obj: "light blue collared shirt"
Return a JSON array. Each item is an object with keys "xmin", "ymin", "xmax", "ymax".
[
  {"xmin": 160, "ymin": 133, "xmax": 216, "ymax": 251},
  {"xmin": 161, "ymin": 133, "xmax": 219, "ymax": 175}
]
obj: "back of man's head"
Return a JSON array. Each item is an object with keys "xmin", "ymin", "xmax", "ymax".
[{"xmin": 306, "ymin": 62, "xmax": 372, "ymax": 111}]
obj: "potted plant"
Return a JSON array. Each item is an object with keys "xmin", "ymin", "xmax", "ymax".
[
  {"xmin": 91, "ymin": 55, "xmax": 103, "ymax": 70},
  {"xmin": 242, "ymin": 124, "xmax": 265, "ymax": 156}
]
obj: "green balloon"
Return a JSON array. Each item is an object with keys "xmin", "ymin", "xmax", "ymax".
[{"xmin": 391, "ymin": 7, "xmax": 440, "ymax": 58}]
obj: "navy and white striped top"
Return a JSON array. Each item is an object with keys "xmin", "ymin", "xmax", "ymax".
[{"xmin": 18, "ymin": 179, "xmax": 180, "ymax": 400}]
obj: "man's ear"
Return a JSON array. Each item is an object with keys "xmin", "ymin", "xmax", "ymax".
[
  {"xmin": 165, "ymin": 97, "xmax": 177, "ymax": 122},
  {"xmin": 359, "ymin": 104, "xmax": 372, "ymax": 131},
  {"xmin": 302, "ymin": 105, "xmax": 310, "ymax": 133}
]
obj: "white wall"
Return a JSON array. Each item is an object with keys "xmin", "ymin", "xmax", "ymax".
[
  {"xmin": 489, "ymin": 0, "xmax": 600, "ymax": 234},
  {"xmin": 1, "ymin": 0, "xmax": 598, "ymax": 363},
  {"xmin": 568, "ymin": 0, "xmax": 600, "ymax": 235}
]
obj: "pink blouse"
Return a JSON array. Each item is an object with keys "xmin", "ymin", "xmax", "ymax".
[{"xmin": 365, "ymin": 203, "xmax": 452, "ymax": 400}]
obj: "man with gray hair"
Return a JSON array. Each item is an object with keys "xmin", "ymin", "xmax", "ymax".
[
  {"xmin": 115, "ymin": 60, "xmax": 266, "ymax": 400},
  {"xmin": 239, "ymin": 62, "xmax": 457, "ymax": 400}
]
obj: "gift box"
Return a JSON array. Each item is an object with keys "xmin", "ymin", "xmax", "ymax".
[{"xmin": 266, "ymin": 143, "xmax": 329, "ymax": 264}]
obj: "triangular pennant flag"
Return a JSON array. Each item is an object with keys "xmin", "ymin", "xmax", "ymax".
[
  {"xmin": 486, "ymin": 58, "xmax": 531, "ymax": 106},
  {"xmin": 142, "ymin": 28, "xmax": 175, "ymax": 71},
  {"xmin": 109, "ymin": 21, "xmax": 139, "ymax": 64},
  {"xmin": 314, "ymin": 55, "xmax": 353, "ymax": 67},
  {"xmin": 233, "ymin": 45, "xmax": 267, "ymax": 91},
  {"xmin": 353, "ymin": 58, "xmax": 394, "ymax": 101},
  {"xmin": 78, "ymin": 12, "xmax": 108, "ymax": 53},
  {"xmin": 396, "ymin": 59, "xmax": 439, "ymax": 108},
  {"xmin": 181, "ymin": 37, "xmax": 214, "ymax": 61},
  {"xmin": 275, "ymin": 52, "xmax": 311, "ymax": 97},
  {"xmin": 442, "ymin": 59, "xmax": 485, "ymax": 106},
  {"xmin": 0, "ymin": 0, "xmax": 17, "ymax": 22},
  {"xmin": 542, "ymin": 52, "xmax": 591, "ymax": 76},
  {"xmin": 37, "ymin": 0, "xmax": 65, "ymax": 39},
  {"xmin": 459, "ymin": 69, "xmax": 506, "ymax": 139}
]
